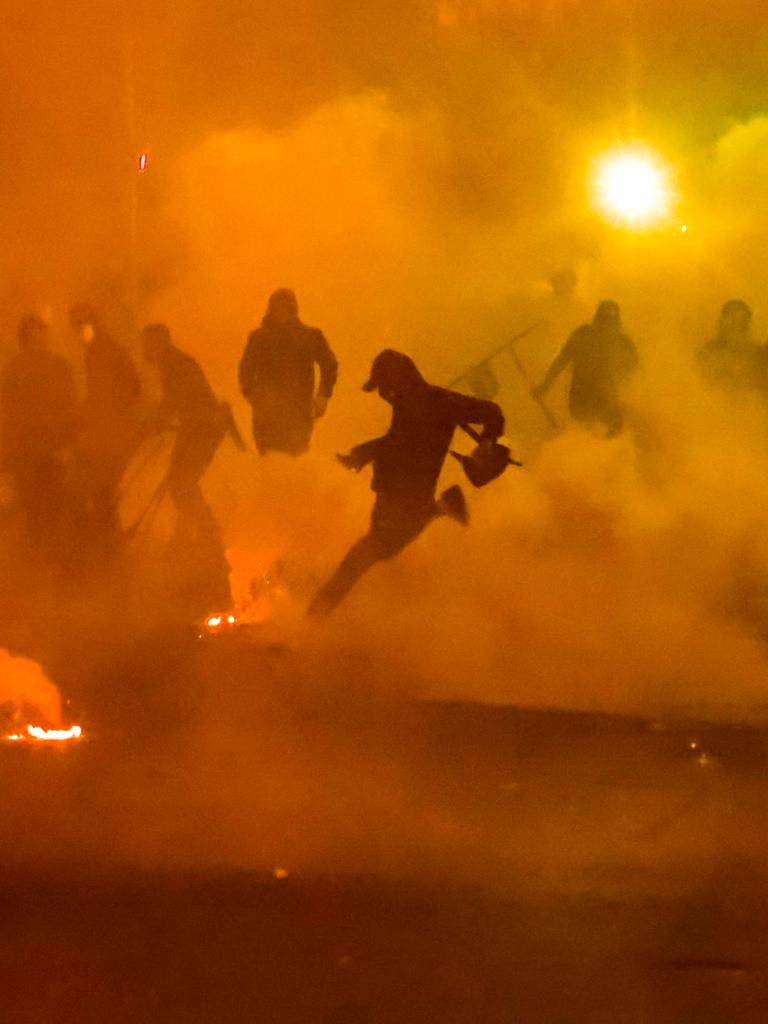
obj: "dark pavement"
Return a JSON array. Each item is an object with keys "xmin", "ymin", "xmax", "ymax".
[{"xmin": 1, "ymin": 629, "xmax": 767, "ymax": 1022}]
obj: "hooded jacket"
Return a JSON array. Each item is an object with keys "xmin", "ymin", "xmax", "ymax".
[
  {"xmin": 353, "ymin": 354, "xmax": 504, "ymax": 496},
  {"xmin": 238, "ymin": 315, "xmax": 337, "ymax": 413}
]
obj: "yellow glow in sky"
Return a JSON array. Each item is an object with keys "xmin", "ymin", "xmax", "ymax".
[{"xmin": 593, "ymin": 148, "xmax": 673, "ymax": 226}]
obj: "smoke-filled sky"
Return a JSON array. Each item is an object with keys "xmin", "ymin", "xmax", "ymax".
[
  {"xmin": 4, "ymin": 0, "xmax": 768, "ymax": 334},
  {"xmin": 5, "ymin": 1, "xmax": 768, "ymax": 721}
]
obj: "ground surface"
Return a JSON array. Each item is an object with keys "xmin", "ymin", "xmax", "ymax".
[{"xmin": 1, "ymin": 628, "xmax": 768, "ymax": 1022}]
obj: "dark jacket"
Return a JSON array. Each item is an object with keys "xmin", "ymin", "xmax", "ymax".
[
  {"xmin": 156, "ymin": 345, "xmax": 220, "ymax": 434},
  {"xmin": 1, "ymin": 349, "xmax": 78, "ymax": 465},
  {"xmin": 352, "ymin": 381, "xmax": 504, "ymax": 497},
  {"xmin": 238, "ymin": 315, "xmax": 337, "ymax": 453},
  {"xmin": 551, "ymin": 323, "xmax": 637, "ymax": 414},
  {"xmin": 697, "ymin": 335, "xmax": 765, "ymax": 392},
  {"xmin": 238, "ymin": 317, "xmax": 337, "ymax": 410},
  {"xmin": 84, "ymin": 331, "xmax": 141, "ymax": 416},
  {"xmin": 79, "ymin": 331, "xmax": 142, "ymax": 479}
]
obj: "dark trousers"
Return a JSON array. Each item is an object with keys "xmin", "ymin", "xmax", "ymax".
[
  {"xmin": 11, "ymin": 455, "xmax": 72, "ymax": 557},
  {"xmin": 308, "ymin": 490, "xmax": 438, "ymax": 617},
  {"xmin": 78, "ymin": 414, "xmax": 141, "ymax": 538},
  {"xmin": 251, "ymin": 407, "xmax": 312, "ymax": 457},
  {"xmin": 570, "ymin": 393, "xmax": 624, "ymax": 438},
  {"xmin": 167, "ymin": 423, "xmax": 224, "ymax": 543}
]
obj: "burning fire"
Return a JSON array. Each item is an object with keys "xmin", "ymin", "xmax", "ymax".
[
  {"xmin": 0, "ymin": 649, "xmax": 81, "ymax": 745},
  {"xmin": 205, "ymin": 613, "xmax": 237, "ymax": 633},
  {"xmin": 225, "ymin": 547, "xmax": 292, "ymax": 625},
  {"xmin": 5, "ymin": 723, "xmax": 83, "ymax": 743}
]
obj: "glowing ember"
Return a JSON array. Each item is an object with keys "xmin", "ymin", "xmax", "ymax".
[
  {"xmin": 205, "ymin": 612, "xmax": 238, "ymax": 633},
  {"xmin": 4, "ymin": 724, "xmax": 82, "ymax": 743},
  {"xmin": 27, "ymin": 724, "xmax": 82, "ymax": 741},
  {"xmin": 225, "ymin": 547, "xmax": 291, "ymax": 624}
]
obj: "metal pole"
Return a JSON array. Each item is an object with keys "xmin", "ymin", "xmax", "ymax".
[
  {"xmin": 122, "ymin": 2, "xmax": 139, "ymax": 329},
  {"xmin": 448, "ymin": 320, "xmax": 546, "ymax": 390},
  {"xmin": 508, "ymin": 348, "xmax": 560, "ymax": 431}
]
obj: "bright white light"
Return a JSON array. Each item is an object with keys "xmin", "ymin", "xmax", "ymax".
[{"xmin": 593, "ymin": 148, "xmax": 672, "ymax": 226}]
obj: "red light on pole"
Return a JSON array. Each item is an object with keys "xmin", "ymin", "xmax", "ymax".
[{"xmin": 138, "ymin": 151, "xmax": 148, "ymax": 171}]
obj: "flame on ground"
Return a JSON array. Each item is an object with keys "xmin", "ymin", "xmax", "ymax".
[
  {"xmin": 205, "ymin": 613, "xmax": 238, "ymax": 633},
  {"xmin": 225, "ymin": 546, "xmax": 292, "ymax": 625},
  {"xmin": 4, "ymin": 724, "xmax": 83, "ymax": 743}
]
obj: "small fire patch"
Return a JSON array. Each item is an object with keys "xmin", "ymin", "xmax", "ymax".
[{"xmin": 5, "ymin": 724, "xmax": 83, "ymax": 744}]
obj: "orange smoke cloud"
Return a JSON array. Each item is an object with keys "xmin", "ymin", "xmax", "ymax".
[{"xmin": 0, "ymin": 649, "xmax": 63, "ymax": 728}]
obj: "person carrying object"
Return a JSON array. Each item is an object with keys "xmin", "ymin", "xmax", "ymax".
[{"xmin": 307, "ymin": 349, "xmax": 504, "ymax": 617}]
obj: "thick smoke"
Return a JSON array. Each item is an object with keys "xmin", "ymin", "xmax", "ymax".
[
  {"xmin": 3, "ymin": 2, "xmax": 768, "ymax": 724},
  {"xmin": 0, "ymin": 649, "xmax": 62, "ymax": 727}
]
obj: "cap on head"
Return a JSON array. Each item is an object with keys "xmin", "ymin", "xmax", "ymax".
[
  {"xmin": 362, "ymin": 349, "xmax": 422, "ymax": 393},
  {"xmin": 266, "ymin": 288, "xmax": 299, "ymax": 321}
]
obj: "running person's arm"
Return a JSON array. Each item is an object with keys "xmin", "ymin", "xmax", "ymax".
[
  {"xmin": 238, "ymin": 332, "xmax": 262, "ymax": 400},
  {"xmin": 314, "ymin": 330, "xmax": 338, "ymax": 399},
  {"xmin": 441, "ymin": 390, "xmax": 505, "ymax": 441},
  {"xmin": 531, "ymin": 330, "xmax": 578, "ymax": 397},
  {"xmin": 312, "ymin": 330, "xmax": 338, "ymax": 418},
  {"xmin": 620, "ymin": 335, "xmax": 639, "ymax": 379},
  {"xmin": 338, "ymin": 436, "xmax": 384, "ymax": 471}
]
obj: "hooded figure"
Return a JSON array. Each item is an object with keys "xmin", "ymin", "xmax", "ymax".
[
  {"xmin": 69, "ymin": 302, "xmax": 142, "ymax": 538},
  {"xmin": 142, "ymin": 323, "xmax": 227, "ymax": 546},
  {"xmin": 307, "ymin": 350, "xmax": 504, "ymax": 617},
  {"xmin": 697, "ymin": 300, "xmax": 764, "ymax": 392},
  {"xmin": 531, "ymin": 300, "xmax": 638, "ymax": 436},
  {"xmin": 238, "ymin": 289, "xmax": 338, "ymax": 456},
  {"xmin": 1, "ymin": 315, "xmax": 78, "ymax": 552}
]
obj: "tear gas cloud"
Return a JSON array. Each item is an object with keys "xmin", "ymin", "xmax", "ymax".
[
  {"xmin": 0, "ymin": 649, "xmax": 62, "ymax": 728},
  {"xmin": 4, "ymin": 1, "xmax": 768, "ymax": 721}
]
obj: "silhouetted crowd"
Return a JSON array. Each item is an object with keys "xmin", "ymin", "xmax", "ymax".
[{"xmin": 1, "ymin": 288, "xmax": 764, "ymax": 617}]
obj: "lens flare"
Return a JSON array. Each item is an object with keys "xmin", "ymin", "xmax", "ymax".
[{"xmin": 593, "ymin": 148, "xmax": 672, "ymax": 226}]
